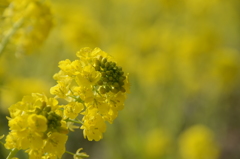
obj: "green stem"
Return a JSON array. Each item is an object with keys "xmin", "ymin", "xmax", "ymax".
[
  {"xmin": 65, "ymin": 151, "xmax": 75, "ymax": 155},
  {"xmin": 0, "ymin": 18, "xmax": 24, "ymax": 56},
  {"xmin": 6, "ymin": 148, "xmax": 18, "ymax": 159},
  {"xmin": 65, "ymin": 118, "xmax": 84, "ymax": 125}
]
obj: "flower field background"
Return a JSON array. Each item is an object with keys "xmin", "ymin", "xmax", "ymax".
[{"xmin": 1, "ymin": 0, "xmax": 240, "ymax": 159}]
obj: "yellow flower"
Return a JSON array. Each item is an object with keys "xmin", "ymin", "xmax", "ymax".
[
  {"xmin": 64, "ymin": 102, "xmax": 84, "ymax": 119},
  {"xmin": 28, "ymin": 114, "xmax": 48, "ymax": 132},
  {"xmin": 5, "ymin": 93, "xmax": 68, "ymax": 158},
  {"xmin": 58, "ymin": 59, "xmax": 82, "ymax": 76},
  {"xmin": 75, "ymin": 65, "xmax": 101, "ymax": 87},
  {"xmin": 50, "ymin": 78, "xmax": 72, "ymax": 99},
  {"xmin": 43, "ymin": 132, "xmax": 68, "ymax": 158},
  {"xmin": 72, "ymin": 86, "xmax": 94, "ymax": 103},
  {"xmin": 51, "ymin": 47, "xmax": 129, "ymax": 141},
  {"xmin": 2, "ymin": 0, "xmax": 53, "ymax": 55},
  {"xmin": 81, "ymin": 108, "xmax": 106, "ymax": 141},
  {"xmin": 179, "ymin": 125, "xmax": 220, "ymax": 159}
]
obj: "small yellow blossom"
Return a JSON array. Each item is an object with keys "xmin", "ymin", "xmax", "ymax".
[
  {"xmin": 43, "ymin": 132, "xmax": 68, "ymax": 158},
  {"xmin": 64, "ymin": 102, "xmax": 84, "ymax": 119},
  {"xmin": 81, "ymin": 108, "xmax": 106, "ymax": 141},
  {"xmin": 28, "ymin": 114, "xmax": 48, "ymax": 132},
  {"xmin": 179, "ymin": 125, "xmax": 220, "ymax": 159}
]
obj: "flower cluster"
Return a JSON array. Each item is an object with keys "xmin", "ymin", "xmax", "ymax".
[
  {"xmin": 3, "ymin": 47, "xmax": 129, "ymax": 158},
  {"xmin": 5, "ymin": 93, "xmax": 68, "ymax": 159},
  {"xmin": 50, "ymin": 47, "xmax": 130, "ymax": 141},
  {"xmin": 2, "ymin": 0, "xmax": 53, "ymax": 55}
]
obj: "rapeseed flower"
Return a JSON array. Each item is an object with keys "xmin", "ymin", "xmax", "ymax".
[
  {"xmin": 5, "ymin": 93, "xmax": 68, "ymax": 158},
  {"xmin": 2, "ymin": 0, "xmax": 53, "ymax": 55},
  {"xmin": 178, "ymin": 125, "xmax": 220, "ymax": 159},
  {"xmin": 51, "ymin": 47, "xmax": 130, "ymax": 141}
]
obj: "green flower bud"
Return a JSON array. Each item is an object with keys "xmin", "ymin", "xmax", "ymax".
[
  {"xmin": 56, "ymin": 121, "xmax": 62, "ymax": 127},
  {"xmin": 119, "ymin": 76, "xmax": 125, "ymax": 82},
  {"xmin": 99, "ymin": 87, "xmax": 107, "ymax": 94},
  {"xmin": 95, "ymin": 65, "xmax": 100, "ymax": 71},
  {"xmin": 95, "ymin": 59, "xmax": 100, "ymax": 66},
  {"xmin": 118, "ymin": 66, "xmax": 122, "ymax": 71},
  {"xmin": 102, "ymin": 58, "xmax": 107, "ymax": 63},
  {"xmin": 98, "ymin": 80, "xmax": 103, "ymax": 85},
  {"xmin": 44, "ymin": 106, "xmax": 51, "ymax": 112},
  {"xmin": 48, "ymin": 113, "xmax": 54, "ymax": 120},
  {"xmin": 113, "ymin": 73, "xmax": 117, "ymax": 78},
  {"xmin": 112, "ymin": 62, "xmax": 116, "ymax": 67},
  {"xmin": 119, "ymin": 81, "xmax": 124, "ymax": 86},
  {"xmin": 105, "ymin": 86, "xmax": 110, "ymax": 92},
  {"xmin": 106, "ymin": 71, "xmax": 111, "ymax": 75},
  {"xmin": 111, "ymin": 87, "xmax": 119, "ymax": 93},
  {"xmin": 98, "ymin": 56, "xmax": 103, "ymax": 61},
  {"xmin": 113, "ymin": 82, "xmax": 119, "ymax": 88},
  {"xmin": 102, "ymin": 72, "xmax": 106, "ymax": 77},
  {"xmin": 119, "ymin": 71, "xmax": 124, "ymax": 76},
  {"xmin": 102, "ymin": 77, "xmax": 108, "ymax": 82},
  {"xmin": 108, "ymin": 76, "xmax": 113, "ymax": 81},
  {"xmin": 101, "ymin": 62, "xmax": 105, "ymax": 68},
  {"xmin": 105, "ymin": 62, "xmax": 110, "ymax": 68}
]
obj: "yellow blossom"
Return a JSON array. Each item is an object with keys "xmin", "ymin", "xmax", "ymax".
[
  {"xmin": 28, "ymin": 114, "xmax": 48, "ymax": 132},
  {"xmin": 2, "ymin": 0, "xmax": 53, "ymax": 55},
  {"xmin": 43, "ymin": 132, "xmax": 68, "ymax": 158},
  {"xmin": 64, "ymin": 102, "xmax": 84, "ymax": 119},
  {"xmin": 179, "ymin": 125, "xmax": 220, "ymax": 159}
]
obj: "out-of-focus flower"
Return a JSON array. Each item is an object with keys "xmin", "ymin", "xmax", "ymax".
[
  {"xmin": 2, "ymin": 0, "xmax": 53, "ymax": 55},
  {"xmin": 145, "ymin": 128, "xmax": 171, "ymax": 158},
  {"xmin": 178, "ymin": 125, "xmax": 220, "ymax": 159},
  {"xmin": 52, "ymin": 2, "xmax": 103, "ymax": 50},
  {"xmin": 0, "ymin": 0, "xmax": 9, "ymax": 16}
]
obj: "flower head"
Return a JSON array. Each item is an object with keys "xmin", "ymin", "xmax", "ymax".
[
  {"xmin": 2, "ymin": 0, "xmax": 53, "ymax": 55},
  {"xmin": 5, "ymin": 93, "xmax": 68, "ymax": 158},
  {"xmin": 51, "ymin": 47, "xmax": 130, "ymax": 141}
]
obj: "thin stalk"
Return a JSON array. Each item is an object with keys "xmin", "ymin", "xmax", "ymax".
[
  {"xmin": 65, "ymin": 151, "xmax": 75, "ymax": 155},
  {"xmin": 6, "ymin": 148, "xmax": 18, "ymax": 159},
  {"xmin": 0, "ymin": 18, "xmax": 24, "ymax": 56},
  {"xmin": 65, "ymin": 118, "xmax": 84, "ymax": 125}
]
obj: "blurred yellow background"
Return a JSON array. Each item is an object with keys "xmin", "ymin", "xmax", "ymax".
[{"xmin": 1, "ymin": 0, "xmax": 240, "ymax": 158}]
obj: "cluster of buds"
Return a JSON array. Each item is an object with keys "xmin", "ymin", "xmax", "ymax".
[{"xmin": 94, "ymin": 56, "xmax": 126, "ymax": 94}]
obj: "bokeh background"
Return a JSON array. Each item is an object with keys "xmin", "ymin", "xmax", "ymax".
[{"xmin": 1, "ymin": 0, "xmax": 240, "ymax": 159}]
